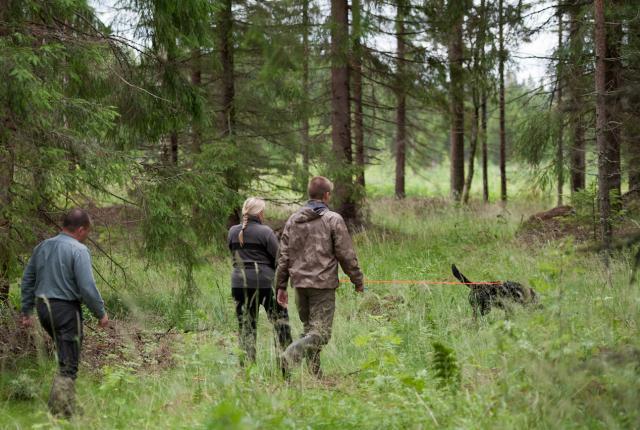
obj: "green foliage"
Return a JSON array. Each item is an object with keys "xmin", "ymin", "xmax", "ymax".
[
  {"xmin": 4, "ymin": 374, "xmax": 39, "ymax": 401},
  {"xmin": 431, "ymin": 341, "xmax": 461, "ymax": 391},
  {"xmin": 2, "ymin": 200, "xmax": 640, "ymax": 428},
  {"xmin": 0, "ymin": 0, "xmax": 130, "ymax": 282}
]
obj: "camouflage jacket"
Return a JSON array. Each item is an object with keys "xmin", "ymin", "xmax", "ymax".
[{"xmin": 276, "ymin": 202, "xmax": 364, "ymax": 290}]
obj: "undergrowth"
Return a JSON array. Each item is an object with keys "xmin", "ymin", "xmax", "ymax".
[{"xmin": 0, "ymin": 198, "xmax": 638, "ymax": 429}]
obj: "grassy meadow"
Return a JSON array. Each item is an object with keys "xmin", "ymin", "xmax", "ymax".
[{"xmin": 1, "ymin": 163, "xmax": 639, "ymax": 429}]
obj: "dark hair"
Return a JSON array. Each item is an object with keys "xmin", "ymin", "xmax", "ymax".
[
  {"xmin": 62, "ymin": 208, "xmax": 92, "ymax": 232},
  {"xmin": 308, "ymin": 176, "xmax": 334, "ymax": 200}
]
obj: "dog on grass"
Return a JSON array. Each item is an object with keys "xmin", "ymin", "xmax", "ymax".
[{"xmin": 451, "ymin": 264, "xmax": 538, "ymax": 319}]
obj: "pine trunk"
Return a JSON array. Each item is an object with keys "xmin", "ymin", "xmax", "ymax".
[
  {"xmin": 170, "ymin": 131, "xmax": 178, "ymax": 165},
  {"xmin": 463, "ymin": 0, "xmax": 486, "ymax": 205},
  {"xmin": 556, "ymin": 8, "xmax": 564, "ymax": 206},
  {"xmin": 219, "ymin": 0, "xmax": 235, "ymax": 137},
  {"xmin": 330, "ymin": 0, "xmax": 357, "ymax": 223},
  {"xmin": 395, "ymin": 0, "xmax": 406, "ymax": 199},
  {"xmin": 0, "ymin": 1, "xmax": 12, "ymax": 303},
  {"xmin": 0, "ymin": 127, "xmax": 13, "ymax": 303},
  {"xmin": 448, "ymin": 3, "xmax": 464, "ymax": 201},
  {"xmin": 595, "ymin": 0, "xmax": 612, "ymax": 251},
  {"xmin": 498, "ymin": 0, "xmax": 507, "ymax": 203},
  {"xmin": 567, "ymin": 3, "xmax": 586, "ymax": 193},
  {"xmin": 463, "ymin": 97, "xmax": 479, "ymax": 204},
  {"xmin": 605, "ymin": 7, "xmax": 622, "ymax": 198},
  {"xmin": 218, "ymin": 0, "xmax": 238, "ymax": 226},
  {"xmin": 191, "ymin": 48, "xmax": 202, "ymax": 153},
  {"xmin": 627, "ymin": 12, "xmax": 640, "ymax": 192},
  {"xmin": 481, "ymin": 92, "xmax": 489, "ymax": 203},
  {"xmin": 352, "ymin": 0, "xmax": 365, "ymax": 189},
  {"xmin": 302, "ymin": 0, "xmax": 311, "ymax": 184}
]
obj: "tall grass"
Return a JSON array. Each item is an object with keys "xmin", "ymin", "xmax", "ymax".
[{"xmin": 1, "ymin": 198, "xmax": 638, "ymax": 429}]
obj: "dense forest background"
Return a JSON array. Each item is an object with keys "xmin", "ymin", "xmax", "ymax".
[
  {"xmin": 2, "ymin": 0, "xmax": 639, "ymax": 296},
  {"xmin": 2, "ymin": 1, "xmax": 640, "ymax": 428}
]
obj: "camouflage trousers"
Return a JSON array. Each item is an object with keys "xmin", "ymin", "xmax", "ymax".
[{"xmin": 282, "ymin": 288, "xmax": 336, "ymax": 375}]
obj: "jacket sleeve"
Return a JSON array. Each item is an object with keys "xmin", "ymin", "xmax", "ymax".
[
  {"xmin": 332, "ymin": 216, "xmax": 364, "ymax": 288},
  {"xmin": 265, "ymin": 229, "xmax": 279, "ymax": 269},
  {"xmin": 74, "ymin": 248, "xmax": 106, "ymax": 319},
  {"xmin": 20, "ymin": 247, "xmax": 39, "ymax": 315},
  {"xmin": 227, "ymin": 228, "xmax": 234, "ymax": 251},
  {"xmin": 275, "ymin": 222, "xmax": 291, "ymax": 290}
]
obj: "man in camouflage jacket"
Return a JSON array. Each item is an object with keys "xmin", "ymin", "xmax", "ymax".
[{"xmin": 276, "ymin": 176, "xmax": 364, "ymax": 376}]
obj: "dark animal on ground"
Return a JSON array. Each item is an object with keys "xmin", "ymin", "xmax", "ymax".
[{"xmin": 451, "ymin": 264, "xmax": 538, "ymax": 319}]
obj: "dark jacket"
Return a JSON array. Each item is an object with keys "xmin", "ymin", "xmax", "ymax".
[
  {"xmin": 276, "ymin": 201, "xmax": 364, "ymax": 290},
  {"xmin": 228, "ymin": 217, "xmax": 279, "ymax": 289}
]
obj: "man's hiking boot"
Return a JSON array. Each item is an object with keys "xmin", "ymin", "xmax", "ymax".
[
  {"xmin": 48, "ymin": 375, "xmax": 76, "ymax": 418},
  {"xmin": 281, "ymin": 335, "xmax": 322, "ymax": 378},
  {"xmin": 305, "ymin": 350, "xmax": 323, "ymax": 378}
]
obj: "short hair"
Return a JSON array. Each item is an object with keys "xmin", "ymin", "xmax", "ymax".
[
  {"xmin": 308, "ymin": 176, "xmax": 334, "ymax": 200},
  {"xmin": 62, "ymin": 208, "xmax": 92, "ymax": 232}
]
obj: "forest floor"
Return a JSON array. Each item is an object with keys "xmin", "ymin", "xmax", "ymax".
[{"xmin": 1, "ymin": 196, "xmax": 639, "ymax": 429}]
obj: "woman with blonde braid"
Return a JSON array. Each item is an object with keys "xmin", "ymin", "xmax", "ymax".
[{"xmin": 228, "ymin": 197, "xmax": 292, "ymax": 367}]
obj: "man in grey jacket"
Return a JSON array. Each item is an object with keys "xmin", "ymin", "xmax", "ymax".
[
  {"xmin": 276, "ymin": 176, "xmax": 364, "ymax": 377},
  {"xmin": 20, "ymin": 208, "xmax": 109, "ymax": 417}
]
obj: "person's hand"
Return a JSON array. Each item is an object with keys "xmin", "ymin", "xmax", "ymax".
[
  {"xmin": 355, "ymin": 284, "xmax": 365, "ymax": 293},
  {"xmin": 98, "ymin": 314, "xmax": 109, "ymax": 329},
  {"xmin": 20, "ymin": 314, "xmax": 34, "ymax": 328},
  {"xmin": 277, "ymin": 289, "xmax": 288, "ymax": 308}
]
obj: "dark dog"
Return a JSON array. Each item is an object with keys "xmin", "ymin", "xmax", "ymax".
[{"xmin": 451, "ymin": 264, "xmax": 538, "ymax": 319}]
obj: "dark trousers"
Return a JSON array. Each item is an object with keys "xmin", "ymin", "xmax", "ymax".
[
  {"xmin": 36, "ymin": 299, "xmax": 83, "ymax": 379},
  {"xmin": 232, "ymin": 287, "xmax": 292, "ymax": 362}
]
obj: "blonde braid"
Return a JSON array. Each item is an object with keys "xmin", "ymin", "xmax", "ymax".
[
  {"xmin": 238, "ymin": 214, "xmax": 249, "ymax": 246},
  {"xmin": 238, "ymin": 197, "xmax": 266, "ymax": 247}
]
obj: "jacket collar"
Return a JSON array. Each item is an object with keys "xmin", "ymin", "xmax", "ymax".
[{"xmin": 247, "ymin": 215, "xmax": 262, "ymax": 224}]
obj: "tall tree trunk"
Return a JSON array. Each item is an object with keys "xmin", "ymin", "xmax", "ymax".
[
  {"xmin": 219, "ymin": 0, "xmax": 235, "ymax": 137},
  {"xmin": 498, "ymin": 0, "xmax": 507, "ymax": 203},
  {"xmin": 395, "ymin": 0, "xmax": 407, "ymax": 199},
  {"xmin": 567, "ymin": 2, "xmax": 586, "ymax": 193},
  {"xmin": 595, "ymin": 0, "xmax": 612, "ymax": 252},
  {"xmin": 302, "ymin": 0, "xmax": 311, "ymax": 185},
  {"xmin": 352, "ymin": 0, "xmax": 365, "ymax": 189},
  {"xmin": 481, "ymin": 91, "xmax": 489, "ymax": 202},
  {"xmin": 628, "ymin": 134, "xmax": 640, "ymax": 192},
  {"xmin": 1, "ymin": 0, "xmax": 13, "ymax": 301},
  {"xmin": 627, "ymin": 13, "xmax": 640, "ymax": 192},
  {"xmin": 0, "ymin": 122, "xmax": 14, "ymax": 304},
  {"xmin": 170, "ymin": 131, "xmax": 178, "ymax": 164},
  {"xmin": 556, "ymin": 7, "xmax": 564, "ymax": 206},
  {"xmin": 448, "ymin": 1, "xmax": 464, "ymax": 201},
  {"xmin": 463, "ymin": 95, "xmax": 479, "ymax": 204},
  {"xmin": 218, "ymin": 0, "xmax": 238, "ymax": 225},
  {"xmin": 463, "ymin": 0, "xmax": 487, "ymax": 205},
  {"xmin": 330, "ymin": 0, "xmax": 356, "ymax": 223},
  {"xmin": 604, "ymin": 5, "xmax": 622, "ymax": 198},
  {"xmin": 191, "ymin": 48, "xmax": 202, "ymax": 153}
]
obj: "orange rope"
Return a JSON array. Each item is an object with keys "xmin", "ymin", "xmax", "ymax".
[{"xmin": 339, "ymin": 279, "xmax": 502, "ymax": 285}]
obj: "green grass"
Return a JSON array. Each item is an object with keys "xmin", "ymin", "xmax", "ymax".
[{"xmin": 1, "ymin": 195, "xmax": 639, "ymax": 429}]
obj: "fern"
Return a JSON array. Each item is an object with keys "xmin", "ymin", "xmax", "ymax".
[{"xmin": 431, "ymin": 341, "xmax": 461, "ymax": 391}]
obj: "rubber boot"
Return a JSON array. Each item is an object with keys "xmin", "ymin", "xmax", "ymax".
[
  {"xmin": 305, "ymin": 349, "xmax": 323, "ymax": 378},
  {"xmin": 281, "ymin": 335, "xmax": 317, "ymax": 377},
  {"xmin": 48, "ymin": 375, "xmax": 76, "ymax": 418},
  {"xmin": 238, "ymin": 328, "xmax": 257, "ymax": 367}
]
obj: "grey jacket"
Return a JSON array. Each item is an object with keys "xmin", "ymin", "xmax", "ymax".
[
  {"xmin": 276, "ymin": 201, "xmax": 364, "ymax": 290},
  {"xmin": 20, "ymin": 233, "xmax": 106, "ymax": 319},
  {"xmin": 228, "ymin": 218, "xmax": 279, "ymax": 289}
]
